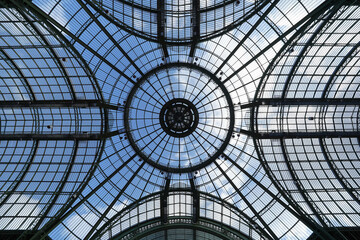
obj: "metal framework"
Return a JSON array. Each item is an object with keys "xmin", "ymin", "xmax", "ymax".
[{"xmin": 0, "ymin": 0, "xmax": 359, "ymax": 240}]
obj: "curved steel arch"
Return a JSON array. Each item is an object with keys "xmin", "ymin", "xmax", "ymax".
[
  {"xmin": 91, "ymin": 189, "xmax": 273, "ymax": 240},
  {"xmin": 0, "ymin": 4, "xmax": 109, "ymax": 240},
  {"xmin": 84, "ymin": 0, "xmax": 273, "ymax": 45},
  {"xmin": 124, "ymin": 62, "xmax": 235, "ymax": 173},
  {"xmin": 19, "ymin": 11, "xmax": 77, "ymax": 100},
  {"xmin": 249, "ymin": 1, "xmax": 351, "ymax": 240},
  {"xmin": 1, "ymin": 1, "xmax": 359, "ymax": 240},
  {"xmin": 110, "ymin": 217, "xmax": 252, "ymax": 240},
  {"xmin": 0, "ymin": 49, "xmax": 35, "ymax": 99},
  {"xmin": 0, "ymin": 35, "xmax": 38, "ymax": 208},
  {"xmin": 318, "ymin": 41, "xmax": 360, "ymax": 206}
]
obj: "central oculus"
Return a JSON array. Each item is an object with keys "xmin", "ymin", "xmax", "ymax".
[{"xmin": 160, "ymin": 98, "xmax": 199, "ymax": 137}]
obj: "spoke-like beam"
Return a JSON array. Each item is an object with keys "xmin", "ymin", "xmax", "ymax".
[
  {"xmin": 157, "ymin": 0, "xmax": 169, "ymax": 58},
  {"xmin": 30, "ymin": 154, "xmax": 137, "ymax": 240},
  {"xmin": 344, "ymin": 0, "xmax": 360, "ymax": 5},
  {"xmin": 5, "ymin": 0, "xmax": 105, "ymax": 103},
  {"xmin": 222, "ymin": 0, "xmax": 340, "ymax": 84},
  {"xmin": 189, "ymin": 173, "xmax": 199, "ymax": 223},
  {"xmin": 75, "ymin": 0, "xmax": 143, "ymax": 76},
  {"xmin": 241, "ymin": 98, "xmax": 360, "ymax": 109},
  {"xmin": 32, "ymin": 141, "xmax": 79, "ymax": 230},
  {"xmin": 280, "ymin": 140, "xmax": 327, "ymax": 226},
  {"xmin": 84, "ymin": 161, "xmax": 145, "ymax": 240},
  {"xmin": 214, "ymin": 161, "xmax": 277, "ymax": 240},
  {"xmin": 0, "ymin": 130, "xmax": 123, "ymax": 141},
  {"xmin": 214, "ymin": 0, "xmax": 279, "ymax": 75},
  {"xmin": 188, "ymin": 0, "xmax": 200, "ymax": 58},
  {"xmin": 221, "ymin": 153, "xmax": 339, "ymax": 240},
  {"xmin": 277, "ymin": 140, "xmax": 351, "ymax": 240},
  {"xmin": 0, "ymin": 99, "xmax": 119, "ymax": 110},
  {"xmin": 161, "ymin": 176, "xmax": 171, "ymax": 223},
  {"xmin": 15, "ymin": 0, "xmax": 136, "ymax": 84},
  {"xmin": 322, "ymin": 42, "xmax": 360, "ymax": 98},
  {"xmin": 240, "ymin": 129, "xmax": 360, "ymax": 139},
  {"xmin": 281, "ymin": 5, "xmax": 341, "ymax": 99}
]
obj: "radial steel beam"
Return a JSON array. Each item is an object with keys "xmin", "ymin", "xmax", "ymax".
[
  {"xmin": 83, "ymin": 161, "xmax": 146, "ymax": 240},
  {"xmin": 75, "ymin": 0, "xmax": 144, "ymax": 76},
  {"xmin": 240, "ymin": 129, "xmax": 360, "ymax": 139},
  {"xmin": 0, "ymin": 130, "xmax": 123, "ymax": 141},
  {"xmin": 223, "ymin": 0, "xmax": 340, "ymax": 84},
  {"xmin": 344, "ymin": 0, "xmax": 360, "ymax": 5},
  {"xmin": 214, "ymin": 0, "xmax": 279, "ymax": 75},
  {"xmin": 278, "ymin": 140, "xmax": 350, "ymax": 240},
  {"xmin": 280, "ymin": 140, "xmax": 327, "ymax": 226},
  {"xmin": 241, "ymin": 98, "xmax": 360, "ymax": 109},
  {"xmin": 29, "ymin": 154, "xmax": 137, "ymax": 240},
  {"xmin": 319, "ymin": 139, "xmax": 360, "ymax": 205},
  {"xmin": 241, "ymin": 142, "xmax": 339, "ymax": 240},
  {"xmin": 322, "ymin": 43, "xmax": 360, "ymax": 98},
  {"xmin": 15, "ymin": 0, "xmax": 136, "ymax": 84},
  {"xmin": 281, "ymin": 5, "xmax": 341, "ymax": 99},
  {"xmin": 17, "ymin": 0, "xmax": 105, "ymax": 102},
  {"xmin": 222, "ymin": 152, "xmax": 341, "ymax": 240},
  {"xmin": 189, "ymin": 174, "xmax": 199, "ymax": 223},
  {"xmin": 157, "ymin": 0, "xmax": 169, "ymax": 58},
  {"xmin": 281, "ymin": 5, "xmax": 341, "ymax": 98},
  {"xmin": 214, "ymin": 161, "xmax": 277, "ymax": 240},
  {"xmin": 188, "ymin": 0, "xmax": 200, "ymax": 58},
  {"xmin": 32, "ymin": 141, "xmax": 79, "ymax": 230},
  {"xmin": 161, "ymin": 177, "xmax": 171, "ymax": 224},
  {"xmin": 0, "ymin": 99, "xmax": 119, "ymax": 110}
]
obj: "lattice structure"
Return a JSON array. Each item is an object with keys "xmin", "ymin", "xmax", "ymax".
[{"xmin": 0, "ymin": 0, "xmax": 359, "ymax": 240}]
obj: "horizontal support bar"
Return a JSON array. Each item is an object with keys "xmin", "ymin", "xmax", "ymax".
[
  {"xmin": 0, "ymin": 100, "xmax": 120, "ymax": 110},
  {"xmin": 343, "ymin": 0, "xmax": 360, "ymax": 5},
  {"xmin": 240, "ymin": 129, "xmax": 360, "ymax": 139},
  {"xmin": 0, "ymin": 129, "xmax": 124, "ymax": 141},
  {"xmin": 241, "ymin": 98, "xmax": 360, "ymax": 109}
]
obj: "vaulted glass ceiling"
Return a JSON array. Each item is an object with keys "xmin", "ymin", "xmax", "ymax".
[{"xmin": 0, "ymin": 0, "xmax": 359, "ymax": 240}]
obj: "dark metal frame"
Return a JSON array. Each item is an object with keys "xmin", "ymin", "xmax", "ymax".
[
  {"xmin": 248, "ymin": 1, "xmax": 359, "ymax": 239},
  {"xmin": 91, "ymin": 189, "xmax": 272, "ymax": 240},
  {"xmin": 124, "ymin": 62, "xmax": 235, "ymax": 173}
]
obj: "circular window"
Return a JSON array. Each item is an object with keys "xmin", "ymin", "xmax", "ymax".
[
  {"xmin": 159, "ymin": 98, "xmax": 199, "ymax": 137},
  {"xmin": 124, "ymin": 63, "xmax": 234, "ymax": 172}
]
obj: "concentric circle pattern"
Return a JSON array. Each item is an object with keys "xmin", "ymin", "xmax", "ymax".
[
  {"xmin": 3, "ymin": 1, "xmax": 360, "ymax": 240},
  {"xmin": 124, "ymin": 63, "xmax": 234, "ymax": 172},
  {"xmin": 160, "ymin": 98, "xmax": 199, "ymax": 137}
]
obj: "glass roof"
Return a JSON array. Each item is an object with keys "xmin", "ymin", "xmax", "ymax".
[{"xmin": 0, "ymin": 0, "xmax": 359, "ymax": 240}]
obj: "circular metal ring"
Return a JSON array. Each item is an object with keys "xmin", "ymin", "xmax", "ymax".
[
  {"xmin": 159, "ymin": 98, "xmax": 199, "ymax": 138},
  {"xmin": 124, "ymin": 62, "xmax": 234, "ymax": 173}
]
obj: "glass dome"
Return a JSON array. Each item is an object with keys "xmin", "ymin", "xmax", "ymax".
[{"xmin": 0, "ymin": 0, "xmax": 359, "ymax": 240}]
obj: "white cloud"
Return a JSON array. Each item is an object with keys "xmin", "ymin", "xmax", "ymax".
[
  {"xmin": 59, "ymin": 201, "xmax": 128, "ymax": 240},
  {"xmin": 0, "ymin": 194, "xmax": 42, "ymax": 230}
]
